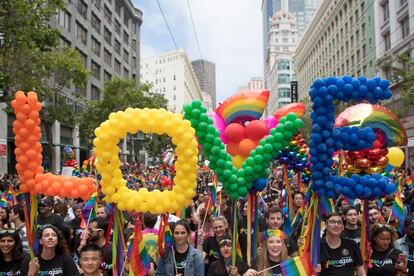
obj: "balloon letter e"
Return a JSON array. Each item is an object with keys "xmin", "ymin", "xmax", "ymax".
[{"xmin": 308, "ymin": 76, "xmax": 395, "ymax": 199}]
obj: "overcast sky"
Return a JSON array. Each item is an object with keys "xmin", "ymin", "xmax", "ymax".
[{"xmin": 132, "ymin": 0, "xmax": 263, "ymax": 104}]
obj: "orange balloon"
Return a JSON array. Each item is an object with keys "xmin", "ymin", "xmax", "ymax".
[
  {"xmin": 18, "ymin": 128, "xmax": 30, "ymax": 138},
  {"xmin": 13, "ymin": 120, "xmax": 24, "ymax": 129},
  {"xmin": 26, "ymin": 149, "xmax": 37, "ymax": 159},
  {"xmin": 52, "ymin": 182, "xmax": 61, "ymax": 194},
  {"xmin": 238, "ymin": 138, "xmax": 258, "ymax": 157},
  {"xmin": 14, "ymin": 148, "xmax": 22, "ymax": 156},
  {"xmin": 16, "ymin": 113, "xmax": 27, "ymax": 122},
  {"xmin": 24, "ymin": 119, "xmax": 36, "ymax": 129},
  {"xmin": 27, "ymin": 161, "xmax": 38, "ymax": 171},
  {"xmin": 226, "ymin": 143, "xmax": 239, "ymax": 156},
  {"xmin": 23, "ymin": 170, "xmax": 34, "ymax": 180},
  {"xmin": 26, "ymin": 179, "xmax": 36, "ymax": 190},
  {"xmin": 71, "ymin": 189, "xmax": 80, "ymax": 198},
  {"xmin": 21, "ymin": 104, "xmax": 31, "ymax": 114},
  {"xmin": 41, "ymin": 180, "xmax": 50, "ymax": 190},
  {"xmin": 18, "ymin": 156, "xmax": 29, "ymax": 165},
  {"xmin": 28, "ymin": 111, "xmax": 39, "ymax": 120},
  {"xmin": 20, "ymin": 184, "xmax": 28, "ymax": 193},
  {"xmin": 63, "ymin": 181, "xmax": 74, "ymax": 191},
  {"xmin": 34, "ymin": 184, "xmax": 43, "ymax": 194},
  {"xmin": 19, "ymin": 142, "xmax": 30, "ymax": 151},
  {"xmin": 15, "ymin": 92, "xmax": 27, "ymax": 104}
]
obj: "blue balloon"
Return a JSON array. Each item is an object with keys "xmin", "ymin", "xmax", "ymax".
[{"xmin": 253, "ymin": 178, "xmax": 267, "ymax": 192}]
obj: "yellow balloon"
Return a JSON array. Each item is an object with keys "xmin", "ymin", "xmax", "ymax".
[
  {"xmin": 232, "ymin": 154, "xmax": 246, "ymax": 169},
  {"xmin": 387, "ymin": 147, "xmax": 405, "ymax": 167},
  {"xmin": 94, "ymin": 108, "xmax": 199, "ymax": 215}
]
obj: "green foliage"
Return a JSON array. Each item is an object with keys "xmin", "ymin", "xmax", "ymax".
[{"xmin": 77, "ymin": 78, "xmax": 170, "ymax": 153}]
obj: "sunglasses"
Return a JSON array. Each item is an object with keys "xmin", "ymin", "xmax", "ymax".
[
  {"xmin": 88, "ymin": 228, "xmax": 103, "ymax": 232},
  {"xmin": 219, "ymin": 239, "xmax": 232, "ymax": 247},
  {"xmin": 0, "ymin": 229, "xmax": 16, "ymax": 235}
]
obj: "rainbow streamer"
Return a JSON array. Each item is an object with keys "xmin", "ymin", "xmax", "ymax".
[
  {"xmin": 283, "ymin": 165, "xmax": 294, "ymax": 235},
  {"xmin": 81, "ymin": 193, "xmax": 97, "ymax": 228},
  {"xmin": 112, "ymin": 207, "xmax": 125, "ymax": 275},
  {"xmin": 231, "ymin": 201, "xmax": 238, "ymax": 266},
  {"xmin": 304, "ymin": 194, "xmax": 320, "ymax": 267},
  {"xmin": 130, "ymin": 219, "xmax": 151, "ymax": 275},
  {"xmin": 392, "ymin": 174, "xmax": 405, "ymax": 234},
  {"xmin": 252, "ymin": 195, "xmax": 259, "ymax": 262},
  {"xmin": 158, "ymin": 215, "xmax": 174, "ymax": 258},
  {"xmin": 216, "ymin": 89, "xmax": 270, "ymax": 125},
  {"xmin": 29, "ymin": 194, "xmax": 39, "ymax": 257},
  {"xmin": 320, "ymin": 196, "xmax": 335, "ymax": 217},
  {"xmin": 212, "ymin": 175, "xmax": 218, "ymax": 217},
  {"xmin": 280, "ymin": 254, "xmax": 312, "ymax": 276}
]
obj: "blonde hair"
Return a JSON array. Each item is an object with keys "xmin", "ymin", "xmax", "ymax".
[{"xmin": 257, "ymin": 236, "xmax": 289, "ymax": 276}]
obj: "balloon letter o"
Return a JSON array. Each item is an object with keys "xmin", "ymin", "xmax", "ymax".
[{"xmin": 94, "ymin": 108, "xmax": 199, "ymax": 214}]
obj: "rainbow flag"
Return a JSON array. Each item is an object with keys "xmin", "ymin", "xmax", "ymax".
[
  {"xmin": 211, "ymin": 175, "xmax": 218, "ymax": 216},
  {"xmin": 0, "ymin": 196, "xmax": 8, "ymax": 207},
  {"xmin": 320, "ymin": 196, "xmax": 335, "ymax": 216},
  {"xmin": 81, "ymin": 193, "xmax": 97, "ymax": 228},
  {"xmin": 392, "ymin": 175, "xmax": 405, "ymax": 233},
  {"xmin": 157, "ymin": 215, "xmax": 174, "ymax": 258},
  {"xmin": 15, "ymin": 191, "xmax": 25, "ymax": 203},
  {"xmin": 130, "ymin": 220, "xmax": 151, "ymax": 275},
  {"xmin": 6, "ymin": 189, "xmax": 13, "ymax": 205},
  {"xmin": 280, "ymin": 254, "xmax": 312, "ymax": 275}
]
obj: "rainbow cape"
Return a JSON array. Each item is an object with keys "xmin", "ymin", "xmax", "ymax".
[
  {"xmin": 280, "ymin": 254, "xmax": 312, "ymax": 276},
  {"xmin": 130, "ymin": 219, "xmax": 151, "ymax": 275}
]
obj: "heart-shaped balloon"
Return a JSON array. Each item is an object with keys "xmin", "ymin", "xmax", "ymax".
[{"xmin": 183, "ymin": 101, "xmax": 303, "ymax": 199}]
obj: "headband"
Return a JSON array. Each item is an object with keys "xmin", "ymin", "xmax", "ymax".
[{"xmin": 264, "ymin": 229, "xmax": 286, "ymax": 240}]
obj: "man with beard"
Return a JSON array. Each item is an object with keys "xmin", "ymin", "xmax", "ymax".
[
  {"xmin": 341, "ymin": 206, "xmax": 361, "ymax": 245},
  {"xmin": 37, "ymin": 197, "xmax": 64, "ymax": 227},
  {"xmin": 79, "ymin": 217, "xmax": 112, "ymax": 275}
]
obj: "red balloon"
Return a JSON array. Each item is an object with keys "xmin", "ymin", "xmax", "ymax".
[
  {"xmin": 245, "ymin": 120, "xmax": 268, "ymax": 141},
  {"xmin": 374, "ymin": 156, "xmax": 389, "ymax": 166},
  {"xmin": 224, "ymin": 123, "xmax": 246, "ymax": 143},
  {"xmin": 226, "ymin": 142, "xmax": 239, "ymax": 156},
  {"xmin": 355, "ymin": 158, "xmax": 371, "ymax": 168},
  {"xmin": 364, "ymin": 148, "xmax": 384, "ymax": 159},
  {"xmin": 348, "ymin": 150, "xmax": 364, "ymax": 160}
]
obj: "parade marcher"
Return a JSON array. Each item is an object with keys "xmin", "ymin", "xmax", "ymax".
[
  {"xmin": 368, "ymin": 223, "xmax": 407, "ymax": 276},
  {"xmin": 251, "ymin": 229, "xmax": 290, "ymax": 276},
  {"xmin": 79, "ymin": 244, "xmax": 108, "ymax": 276},
  {"xmin": 95, "ymin": 204, "xmax": 108, "ymax": 220},
  {"xmin": 262, "ymin": 207, "xmax": 298, "ymax": 257},
  {"xmin": 282, "ymin": 191, "xmax": 304, "ymax": 235},
  {"xmin": 316, "ymin": 213, "xmax": 365, "ymax": 276},
  {"xmin": 37, "ymin": 197, "xmax": 64, "ymax": 227},
  {"xmin": 142, "ymin": 212, "xmax": 159, "ymax": 263},
  {"xmin": 9, "ymin": 204, "xmax": 30, "ymax": 253},
  {"xmin": 341, "ymin": 206, "xmax": 362, "ymax": 245},
  {"xmin": 395, "ymin": 215, "xmax": 414, "ymax": 275},
  {"xmin": 28, "ymin": 224, "xmax": 80, "ymax": 276},
  {"xmin": 202, "ymin": 216, "xmax": 230, "ymax": 269},
  {"xmin": 0, "ymin": 206, "xmax": 11, "ymax": 228},
  {"xmin": 0, "ymin": 228, "xmax": 30, "ymax": 275},
  {"xmin": 156, "ymin": 219, "xmax": 204, "ymax": 276},
  {"xmin": 368, "ymin": 205, "xmax": 382, "ymax": 225},
  {"xmin": 207, "ymin": 235, "xmax": 256, "ymax": 276}
]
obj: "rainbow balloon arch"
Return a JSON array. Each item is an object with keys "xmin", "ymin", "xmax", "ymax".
[{"xmin": 9, "ymin": 74, "xmax": 408, "ymax": 274}]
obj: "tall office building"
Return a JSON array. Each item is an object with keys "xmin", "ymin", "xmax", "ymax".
[
  {"xmin": 2, "ymin": 0, "xmax": 143, "ymax": 173},
  {"xmin": 191, "ymin": 59, "xmax": 217, "ymax": 109},
  {"xmin": 262, "ymin": 0, "xmax": 321, "ymax": 88},
  {"xmin": 141, "ymin": 49, "xmax": 202, "ymax": 113}
]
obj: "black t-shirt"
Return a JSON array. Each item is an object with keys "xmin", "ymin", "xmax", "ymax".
[
  {"xmin": 38, "ymin": 254, "xmax": 80, "ymax": 276},
  {"xmin": 341, "ymin": 226, "xmax": 361, "ymax": 245},
  {"xmin": 320, "ymin": 238, "xmax": 363, "ymax": 276},
  {"xmin": 0, "ymin": 253, "xmax": 30, "ymax": 275},
  {"xmin": 207, "ymin": 257, "xmax": 249, "ymax": 276},
  {"xmin": 253, "ymin": 258, "xmax": 283, "ymax": 276},
  {"xmin": 174, "ymin": 247, "xmax": 189, "ymax": 275},
  {"xmin": 37, "ymin": 213, "xmax": 64, "ymax": 227},
  {"xmin": 100, "ymin": 242, "xmax": 113, "ymax": 275},
  {"xmin": 203, "ymin": 236, "xmax": 220, "ymax": 265},
  {"xmin": 238, "ymin": 216, "xmax": 267, "ymax": 262},
  {"xmin": 367, "ymin": 247, "xmax": 401, "ymax": 276}
]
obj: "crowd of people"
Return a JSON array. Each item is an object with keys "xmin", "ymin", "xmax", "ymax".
[{"xmin": 0, "ymin": 165, "xmax": 413, "ymax": 275}]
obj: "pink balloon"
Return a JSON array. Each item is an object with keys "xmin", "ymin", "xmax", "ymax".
[
  {"xmin": 208, "ymin": 111, "xmax": 228, "ymax": 144},
  {"xmin": 263, "ymin": 117, "xmax": 278, "ymax": 134}
]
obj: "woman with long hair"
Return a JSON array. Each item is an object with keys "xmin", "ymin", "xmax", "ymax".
[
  {"xmin": 28, "ymin": 224, "xmax": 80, "ymax": 276},
  {"xmin": 156, "ymin": 219, "xmax": 204, "ymax": 275},
  {"xmin": 368, "ymin": 223, "xmax": 407, "ymax": 276},
  {"xmin": 0, "ymin": 229, "xmax": 30, "ymax": 274},
  {"xmin": 202, "ymin": 216, "xmax": 231, "ymax": 268},
  {"xmin": 207, "ymin": 235, "xmax": 256, "ymax": 276},
  {"xmin": 253, "ymin": 229, "xmax": 289, "ymax": 276},
  {"xmin": 0, "ymin": 206, "xmax": 11, "ymax": 228}
]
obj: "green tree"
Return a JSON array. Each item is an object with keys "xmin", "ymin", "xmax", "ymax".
[
  {"xmin": 0, "ymin": 0, "xmax": 89, "ymax": 171},
  {"xmin": 77, "ymin": 78, "xmax": 171, "ymax": 160},
  {"xmin": 378, "ymin": 53, "xmax": 414, "ymax": 116}
]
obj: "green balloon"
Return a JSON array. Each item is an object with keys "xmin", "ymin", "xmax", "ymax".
[
  {"xmin": 245, "ymin": 181, "xmax": 252, "ymax": 189},
  {"xmin": 263, "ymin": 153, "xmax": 273, "ymax": 162},
  {"xmin": 214, "ymin": 138, "xmax": 223, "ymax": 147},
  {"xmin": 279, "ymin": 117, "xmax": 287, "ymax": 124},
  {"xmin": 264, "ymin": 144, "xmax": 273, "ymax": 153},
  {"xmin": 266, "ymin": 136, "xmax": 274, "ymax": 144},
  {"xmin": 197, "ymin": 130, "xmax": 206, "ymax": 139},
  {"xmin": 287, "ymin": 112, "xmax": 297, "ymax": 121},
  {"xmin": 230, "ymin": 184, "xmax": 238, "ymax": 192},
  {"xmin": 255, "ymin": 146, "xmax": 264, "ymax": 155},
  {"xmin": 238, "ymin": 187, "xmax": 248, "ymax": 197},
  {"xmin": 198, "ymin": 122, "xmax": 207, "ymax": 131},
  {"xmin": 238, "ymin": 168, "xmax": 245, "ymax": 177},
  {"xmin": 270, "ymin": 128, "xmax": 277, "ymax": 135},
  {"xmin": 190, "ymin": 119, "xmax": 199, "ymax": 127},
  {"xmin": 199, "ymin": 113, "xmax": 209, "ymax": 122},
  {"xmin": 225, "ymin": 161, "xmax": 233, "ymax": 170},
  {"xmin": 211, "ymin": 146, "xmax": 220, "ymax": 155},
  {"xmin": 254, "ymin": 155, "xmax": 264, "ymax": 163},
  {"xmin": 294, "ymin": 118, "xmax": 304, "ymax": 129},
  {"xmin": 250, "ymin": 150, "xmax": 256, "ymax": 156},
  {"xmin": 183, "ymin": 104, "xmax": 193, "ymax": 113},
  {"xmin": 229, "ymin": 175, "xmax": 238, "ymax": 183},
  {"xmin": 284, "ymin": 121, "xmax": 294, "ymax": 131},
  {"xmin": 216, "ymin": 159, "xmax": 226, "ymax": 168},
  {"xmin": 215, "ymin": 167, "xmax": 224, "ymax": 176},
  {"xmin": 245, "ymin": 167, "xmax": 254, "ymax": 175},
  {"xmin": 283, "ymin": 131, "xmax": 293, "ymax": 139},
  {"xmin": 218, "ymin": 149, "xmax": 227, "ymax": 159},
  {"xmin": 254, "ymin": 164, "xmax": 263, "ymax": 172},
  {"xmin": 206, "ymin": 125, "xmax": 216, "ymax": 134},
  {"xmin": 230, "ymin": 192, "xmax": 239, "ymax": 200},
  {"xmin": 237, "ymin": 177, "xmax": 246, "ymax": 185},
  {"xmin": 200, "ymin": 106, "xmax": 207, "ymax": 113},
  {"xmin": 273, "ymin": 132, "xmax": 283, "ymax": 142},
  {"xmin": 191, "ymin": 100, "xmax": 202, "ymax": 109},
  {"xmin": 273, "ymin": 142, "xmax": 282, "ymax": 150},
  {"xmin": 275, "ymin": 125, "xmax": 285, "ymax": 133},
  {"xmin": 223, "ymin": 169, "xmax": 232, "ymax": 178},
  {"xmin": 245, "ymin": 157, "xmax": 255, "ymax": 166},
  {"xmin": 205, "ymin": 134, "xmax": 215, "ymax": 143},
  {"xmin": 203, "ymin": 143, "xmax": 212, "ymax": 152},
  {"xmin": 191, "ymin": 109, "xmax": 201, "ymax": 119}
]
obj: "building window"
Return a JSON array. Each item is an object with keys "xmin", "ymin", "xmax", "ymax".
[
  {"xmin": 123, "ymin": 49, "xmax": 129, "ymax": 63},
  {"xmin": 123, "ymin": 31, "xmax": 129, "ymax": 44},
  {"xmin": 114, "ymin": 19, "xmax": 121, "ymax": 35},
  {"xmin": 278, "ymin": 88, "xmax": 290, "ymax": 98},
  {"xmin": 91, "ymin": 85, "xmax": 100, "ymax": 100},
  {"xmin": 383, "ymin": 31, "xmax": 391, "ymax": 51},
  {"xmin": 400, "ymin": 0, "xmax": 408, "ymax": 6},
  {"xmin": 91, "ymin": 12, "xmax": 101, "ymax": 34},
  {"xmin": 104, "ymin": 27, "xmax": 112, "ymax": 45},
  {"xmin": 91, "ymin": 61, "xmax": 101, "ymax": 80},
  {"xmin": 56, "ymin": 10, "xmax": 71, "ymax": 31},
  {"xmin": 115, "ymin": 59, "xmax": 121, "ymax": 75},
  {"xmin": 93, "ymin": 0, "xmax": 101, "ymax": 9},
  {"xmin": 115, "ymin": 0, "xmax": 121, "ymax": 16},
  {"xmin": 277, "ymin": 73, "xmax": 290, "ymax": 84},
  {"xmin": 104, "ymin": 71, "xmax": 112, "ymax": 82},
  {"xmin": 132, "ymin": 56, "xmax": 136, "ymax": 67},
  {"xmin": 76, "ymin": 22, "xmax": 87, "ymax": 45},
  {"xmin": 91, "ymin": 37, "xmax": 100, "ymax": 56},
  {"xmin": 124, "ymin": 14, "xmax": 129, "ymax": 28},
  {"xmin": 60, "ymin": 126, "xmax": 73, "ymax": 146},
  {"xmin": 277, "ymin": 60, "xmax": 290, "ymax": 70},
  {"xmin": 114, "ymin": 39, "xmax": 121, "ymax": 54},
  {"xmin": 131, "ymin": 39, "xmax": 136, "ymax": 51},
  {"xmin": 104, "ymin": 49, "xmax": 111, "ymax": 66},
  {"xmin": 104, "ymin": 5, "xmax": 112, "ymax": 22},
  {"xmin": 76, "ymin": 0, "xmax": 87, "ymax": 19},
  {"xmin": 381, "ymin": 1, "xmax": 389, "ymax": 23},
  {"xmin": 123, "ymin": 67, "xmax": 129, "ymax": 79},
  {"xmin": 77, "ymin": 49, "xmax": 87, "ymax": 69},
  {"xmin": 400, "ymin": 16, "xmax": 410, "ymax": 39}
]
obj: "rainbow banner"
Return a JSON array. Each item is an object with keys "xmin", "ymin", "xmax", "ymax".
[
  {"xmin": 130, "ymin": 219, "xmax": 151, "ymax": 275},
  {"xmin": 280, "ymin": 254, "xmax": 312, "ymax": 276},
  {"xmin": 392, "ymin": 174, "xmax": 405, "ymax": 233}
]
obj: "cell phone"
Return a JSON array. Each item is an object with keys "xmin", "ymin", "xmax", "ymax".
[{"xmin": 396, "ymin": 253, "xmax": 407, "ymax": 267}]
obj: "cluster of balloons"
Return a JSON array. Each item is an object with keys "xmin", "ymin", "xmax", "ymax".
[
  {"xmin": 93, "ymin": 108, "xmax": 199, "ymax": 214},
  {"xmin": 309, "ymin": 76, "xmax": 395, "ymax": 199},
  {"xmin": 11, "ymin": 91, "xmax": 96, "ymax": 198},
  {"xmin": 344, "ymin": 147, "xmax": 388, "ymax": 174},
  {"xmin": 184, "ymin": 100, "xmax": 303, "ymax": 199},
  {"xmin": 224, "ymin": 120, "xmax": 268, "ymax": 168}
]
